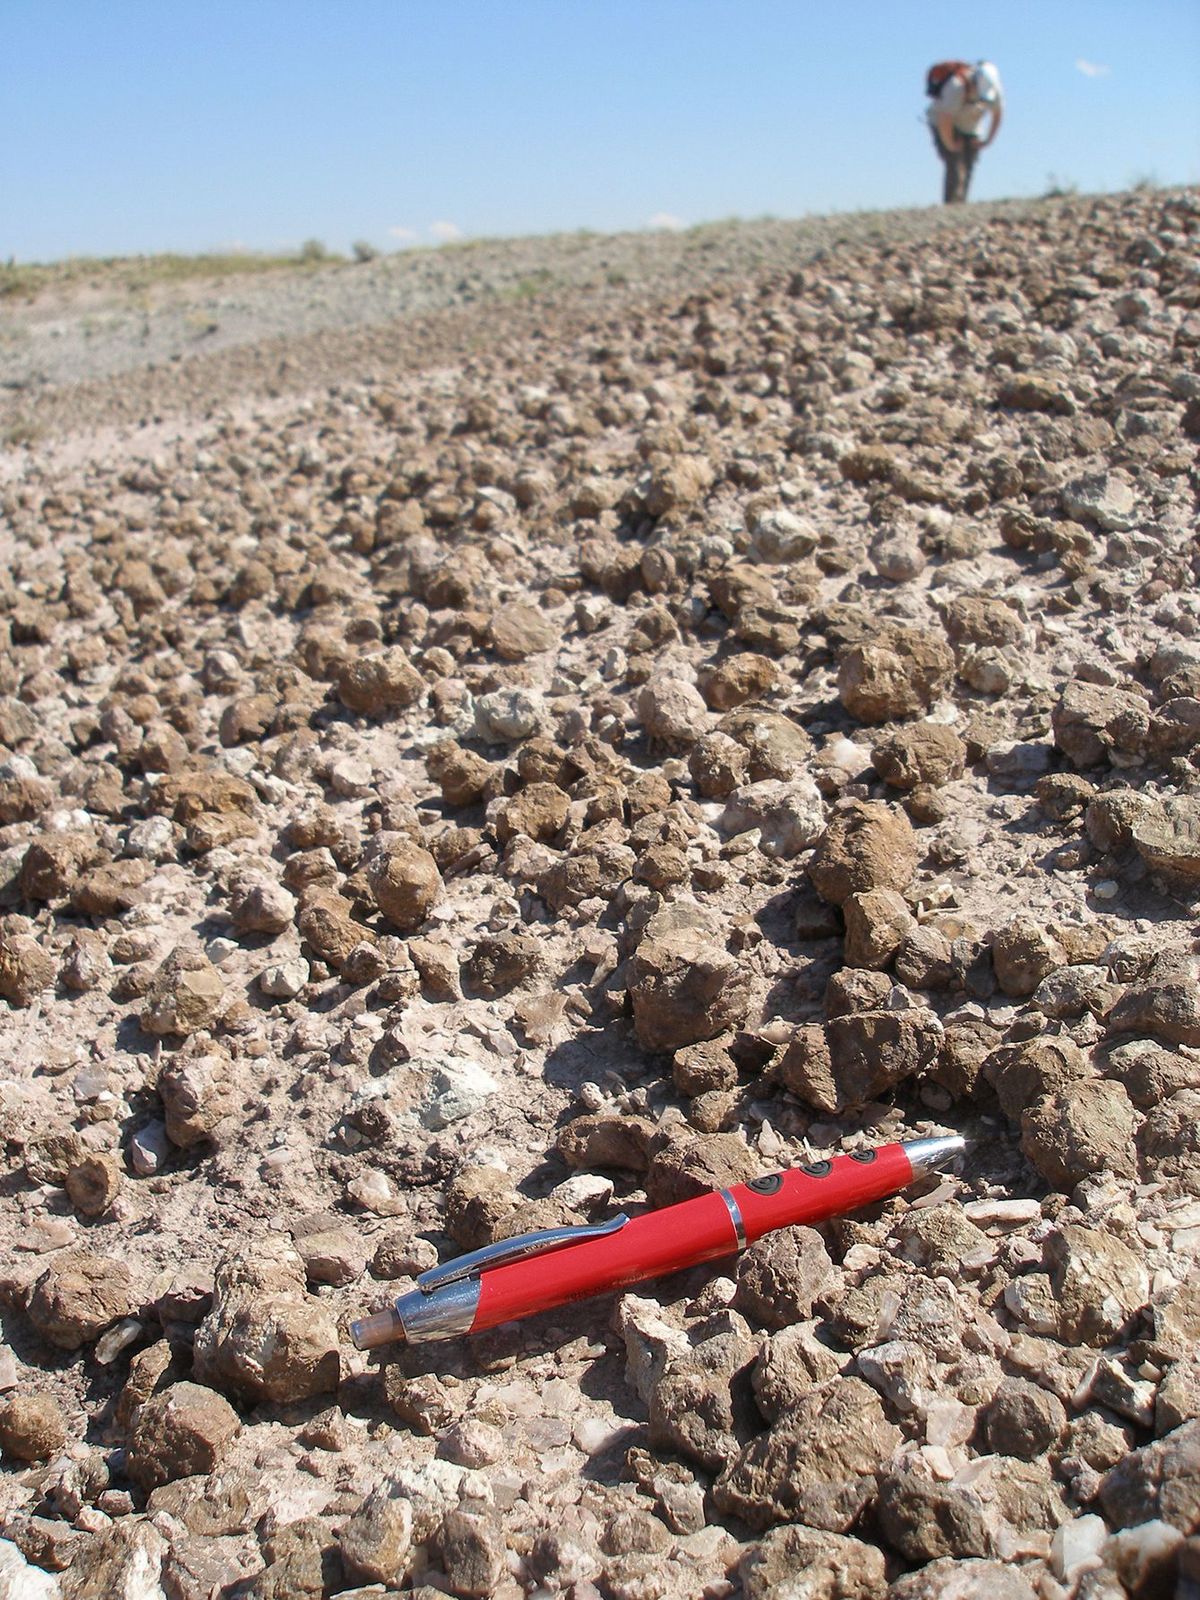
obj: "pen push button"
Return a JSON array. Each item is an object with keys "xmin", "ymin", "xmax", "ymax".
[
  {"xmin": 746, "ymin": 1173, "xmax": 783, "ymax": 1195},
  {"xmin": 849, "ymin": 1148, "xmax": 877, "ymax": 1163},
  {"xmin": 802, "ymin": 1159, "xmax": 832, "ymax": 1177}
]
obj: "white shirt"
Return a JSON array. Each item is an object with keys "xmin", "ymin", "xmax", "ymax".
[{"xmin": 927, "ymin": 72, "xmax": 1004, "ymax": 135}]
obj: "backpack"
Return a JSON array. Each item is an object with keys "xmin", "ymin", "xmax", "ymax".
[{"xmin": 926, "ymin": 60, "xmax": 971, "ymax": 97}]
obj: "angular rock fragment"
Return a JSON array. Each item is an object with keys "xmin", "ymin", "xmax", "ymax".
[
  {"xmin": 142, "ymin": 946, "xmax": 225, "ymax": 1036},
  {"xmin": 1044, "ymin": 1224, "xmax": 1150, "ymax": 1346},
  {"xmin": 807, "ymin": 799, "xmax": 919, "ymax": 906},
  {"xmin": 27, "ymin": 1251, "xmax": 135, "ymax": 1351},
  {"xmin": 126, "ymin": 1380, "xmax": 241, "ymax": 1489},
  {"xmin": 837, "ymin": 629, "xmax": 954, "ymax": 725},
  {"xmin": 1020, "ymin": 1079, "xmax": 1141, "ymax": 1190},
  {"xmin": 193, "ymin": 1240, "xmax": 339, "ymax": 1403},
  {"xmin": 627, "ymin": 900, "xmax": 752, "ymax": 1052},
  {"xmin": 712, "ymin": 1376, "xmax": 901, "ymax": 1531}
]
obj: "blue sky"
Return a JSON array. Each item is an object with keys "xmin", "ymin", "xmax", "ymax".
[{"xmin": 3, "ymin": 1, "xmax": 1198, "ymax": 262}]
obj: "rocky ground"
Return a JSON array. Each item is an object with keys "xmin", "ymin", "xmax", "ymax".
[{"xmin": 0, "ymin": 185, "xmax": 1198, "ymax": 1600}]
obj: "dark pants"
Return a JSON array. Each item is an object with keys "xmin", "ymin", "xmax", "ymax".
[{"xmin": 932, "ymin": 127, "xmax": 980, "ymax": 203}]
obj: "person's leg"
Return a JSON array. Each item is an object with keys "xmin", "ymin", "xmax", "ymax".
[
  {"xmin": 931, "ymin": 126, "xmax": 955, "ymax": 204},
  {"xmin": 959, "ymin": 135, "xmax": 980, "ymax": 201}
]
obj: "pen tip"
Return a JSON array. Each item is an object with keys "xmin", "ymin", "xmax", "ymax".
[
  {"xmin": 349, "ymin": 1308, "xmax": 406, "ymax": 1351},
  {"xmin": 903, "ymin": 1135, "xmax": 967, "ymax": 1178}
]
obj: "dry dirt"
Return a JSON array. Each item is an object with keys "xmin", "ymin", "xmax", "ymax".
[{"xmin": 0, "ymin": 187, "xmax": 1199, "ymax": 1600}]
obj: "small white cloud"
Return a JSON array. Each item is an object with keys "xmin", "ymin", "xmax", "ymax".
[
  {"xmin": 647, "ymin": 212, "xmax": 685, "ymax": 231},
  {"xmin": 429, "ymin": 220, "xmax": 463, "ymax": 242},
  {"xmin": 388, "ymin": 225, "xmax": 418, "ymax": 241},
  {"xmin": 1075, "ymin": 58, "xmax": 1111, "ymax": 78}
]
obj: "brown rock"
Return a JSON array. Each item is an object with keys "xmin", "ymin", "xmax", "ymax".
[
  {"xmin": 219, "ymin": 693, "xmax": 277, "ymax": 746},
  {"xmin": 19, "ymin": 833, "xmax": 102, "ymax": 902},
  {"xmin": 871, "ymin": 724, "xmax": 966, "ymax": 790},
  {"xmin": 646, "ymin": 1131, "xmax": 759, "ymax": 1207},
  {"xmin": 1139, "ymin": 1088, "xmax": 1200, "ymax": 1189},
  {"xmin": 556, "ymin": 1114, "xmax": 655, "ymax": 1174},
  {"xmin": 741, "ymin": 1526, "xmax": 886, "ymax": 1600},
  {"xmin": 298, "ymin": 891, "xmax": 368, "ymax": 970},
  {"xmin": 0, "ymin": 927, "xmax": 56, "ymax": 1006},
  {"xmin": 998, "ymin": 371, "xmax": 1076, "ymax": 415},
  {"xmin": 1107, "ymin": 979, "xmax": 1200, "ymax": 1048},
  {"xmin": 338, "ymin": 1486, "xmax": 414, "ymax": 1585},
  {"xmin": 734, "ymin": 1227, "xmax": 833, "ymax": 1329},
  {"xmin": 713, "ymin": 1376, "xmax": 901, "ymax": 1531},
  {"xmin": 638, "ymin": 677, "xmax": 710, "ymax": 751},
  {"xmin": 336, "ymin": 649, "xmax": 424, "ymax": 715},
  {"xmin": 1021, "ymin": 1080, "xmax": 1141, "ymax": 1190},
  {"xmin": 126, "ymin": 1380, "xmax": 241, "ymax": 1489},
  {"xmin": 807, "ymin": 799, "xmax": 919, "ymax": 906},
  {"xmin": 1100, "ymin": 1419, "xmax": 1200, "ymax": 1533},
  {"xmin": 64, "ymin": 1153, "xmax": 123, "ymax": 1217},
  {"xmin": 228, "ymin": 874, "xmax": 296, "ymax": 935},
  {"xmin": 496, "ymin": 781, "xmax": 569, "ymax": 844},
  {"xmin": 27, "ymin": 1250, "xmax": 135, "ymax": 1350},
  {"xmin": 142, "ymin": 947, "xmax": 225, "ymax": 1036},
  {"xmin": 983, "ymin": 1035, "xmax": 1093, "ymax": 1122},
  {"xmin": 70, "ymin": 859, "xmax": 152, "ymax": 917},
  {"xmin": 700, "ymin": 653, "xmax": 777, "ymax": 711},
  {"xmin": 1132, "ymin": 796, "xmax": 1200, "ymax": 880},
  {"xmin": 0, "ymin": 1393, "xmax": 69, "ymax": 1462},
  {"xmin": 1051, "ymin": 681, "xmax": 1151, "ymax": 767},
  {"xmin": 983, "ymin": 1377, "xmax": 1067, "ymax": 1460},
  {"xmin": 875, "ymin": 1468, "xmax": 992, "ymax": 1560},
  {"xmin": 489, "ymin": 601, "xmax": 558, "ymax": 660},
  {"xmin": 842, "ymin": 890, "xmax": 917, "ymax": 969},
  {"xmin": 837, "ymin": 627, "xmax": 953, "ymax": 724},
  {"xmin": 463, "ymin": 929, "xmax": 541, "ymax": 996},
  {"xmin": 157, "ymin": 769, "xmax": 257, "ymax": 823},
  {"xmin": 426, "ymin": 740, "xmax": 493, "ymax": 808},
  {"xmin": 437, "ymin": 1508, "xmax": 505, "ymax": 1600},
  {"xmin": 1044, "ymin": 1224, "xmax": 1150, "ymax": 1346},
  {"xmin": 367, "ymin": 841, "xmax": 441, "ymax": 932},
  {"xmin": 628, "ymin": 900, "xmax": 752, "ymax": 1052},
  {"xmin": 159, "ymin": 1041, "xmax": 240, "ymax": 1148},
  {"xmin": 796, "ymin": 1009, "xmax": 943, "ymax": 1113},
  {"xmin": 991, "ymin": 917, "xmax": 1068, "ymax": 998},
  {"xmin": 193, "ymin": 1241, "xmax": 340, "ymax": 1403},
  {"xmin": 719, "ymin": 710, "xmax": 812, "ymax": 780}
]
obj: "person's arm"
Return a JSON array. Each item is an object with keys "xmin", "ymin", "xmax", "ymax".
[
  {"xmin": 936, "ymin": 107, "xmax": 961, "ymax": 151},
  {"xmin": 980, "ymin": 102, "xmax": 1003, "ymax": 148}
]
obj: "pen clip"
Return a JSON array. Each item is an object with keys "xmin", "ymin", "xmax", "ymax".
[{"xmin": 417, "ymin": 1213, "xmax": 631, "ymax": 1293}]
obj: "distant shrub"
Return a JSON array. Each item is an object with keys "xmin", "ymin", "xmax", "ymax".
[
  {"xmin": 298, "ymin": 238, "xmax": 330, "ymax": 263},
  {"xmin": 352, "ymin": 240, "xmax": 379, "ymax": 263},
  {"xmin": 1041, "ymin": 175, "xmax": 1078, "ymax": 199}
]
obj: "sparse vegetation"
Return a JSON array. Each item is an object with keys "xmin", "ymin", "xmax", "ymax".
[{"xmin": 0, "ymin": 245, "xmax": 348, "ymax": 305}]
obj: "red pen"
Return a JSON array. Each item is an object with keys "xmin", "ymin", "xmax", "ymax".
[{"xmin": 349, "ymin": 1136, "xmax": 964, "ymax": 1349}]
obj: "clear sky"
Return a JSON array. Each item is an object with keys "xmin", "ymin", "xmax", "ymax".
[{"xmin": 3, "ymin": 1, "xmax": 1198, "ymax": 263}]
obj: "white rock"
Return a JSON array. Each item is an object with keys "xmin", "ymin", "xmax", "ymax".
[
  {"xmin": 1050, "ymin": 1514, "xmax": 1107, "ymax": 1582},
  {"xmin": 720, "ymin": 776, "xmax": 825, "ymax": 858},
  {"xmin": 259, "ymin": 957, "xmax": 310, "ymax": 999},
  {"xmin": 0, "ymin": 1538, "xmax": 62, "ymax": 1599},
  {"xmin": 130, "ymin": 1119, "xmax": 171, "ymax": 1177},
  {"xmin": 963, "ymin": 1198, "xmax": 1042, "ymax": 1228},
  {"xmin": 420, "ymin": 1057, "xmax": 500, "ymax": 1130},
  {"xmin": 125, "ymin": 815, "xmax": 176, "ymax": 861},
  {"xmin": 750, "ymin": 509, "xmax": 817, "ymax": 564},
  {"xmin": 474, "ymin": 688, "xmax": 546, "ymax": 742},
  {"xmin": 551, "ymin": 1173, "xmax": 615, "ymax": 1212}
]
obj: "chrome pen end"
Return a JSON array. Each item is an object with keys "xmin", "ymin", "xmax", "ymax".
[
  {"xmin": 902, "ymin": 1135, "xmax": 968, "ymax": 1179},
  {"xmin": 349, "ymin": 1307, "xmax": 406, "ymax": 1351}
]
